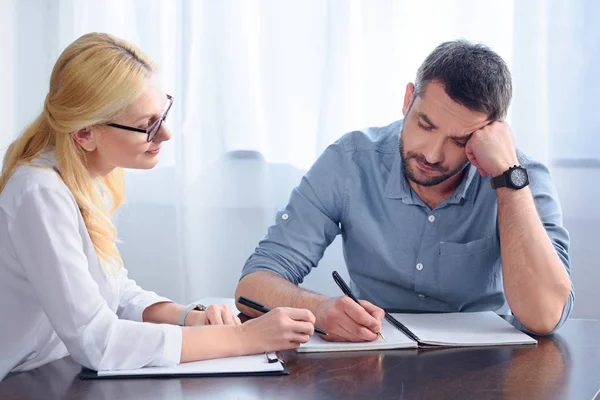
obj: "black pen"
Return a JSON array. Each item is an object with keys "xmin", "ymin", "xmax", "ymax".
[
  {"xmin": 383, "ymin": 312, "xmax": 420, "ymax": 343},
  {"xmin": 332, "ymin": 271, "xmax": 386, "ymax": 341},
  {"xmin": 237, "ymin": 296, "xmax": 328, "ymax": 336}
]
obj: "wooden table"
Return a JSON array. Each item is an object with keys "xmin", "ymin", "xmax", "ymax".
[{"xmin": 1, "ymin": 318, "xmax": 599, "ymax": 400}]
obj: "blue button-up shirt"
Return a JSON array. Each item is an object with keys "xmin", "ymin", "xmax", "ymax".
[{"xmin": 241, "ymin": 119, "xmax": 574, "ymax": 334}]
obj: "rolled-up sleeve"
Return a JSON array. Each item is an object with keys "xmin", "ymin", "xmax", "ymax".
[
  {"xmin": 511, "ymin": 152, "xmax": 574, "ymax": 335},
  {"xmin": 8, "ymin": 188, "xmax": 182, "ymax": 371},
  {"xmin": 116, "ymin": 268, "xmax": 172, "ymax": 322},
  {"xmin": 241, "ymin": 141, "xmax": 348, "ymax": 284}
]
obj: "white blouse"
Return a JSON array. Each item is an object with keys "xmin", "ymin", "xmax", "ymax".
[{"xmin": 0, "ymin": 152, "xmax": 182, "ymax": 380}]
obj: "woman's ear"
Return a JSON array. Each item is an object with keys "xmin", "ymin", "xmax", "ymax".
[{"xmin": 73, "ymin": 128, "xmax": 97, "ymax": 152}]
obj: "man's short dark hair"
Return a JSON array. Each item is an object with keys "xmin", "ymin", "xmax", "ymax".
[{"xmin": 414, "ymin": 40, "xmax": 512, "ymax": 121}]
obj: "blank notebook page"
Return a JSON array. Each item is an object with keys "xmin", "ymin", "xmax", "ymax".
[
  {"xmin": 389, "ymin": 311, "xmax": 537, "ymax": 347},
  {"xmin": 296, "ymin": 318, "xmax": 417, "ymax": 353},
  {"xmin": 97, "ymin": 353, "xmax": 283, "ymax": 377}
]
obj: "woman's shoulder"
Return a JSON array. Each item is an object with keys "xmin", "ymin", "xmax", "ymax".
[{"xmin": 0, "ymin": 155, "xmax": 74, "ymax": 215}]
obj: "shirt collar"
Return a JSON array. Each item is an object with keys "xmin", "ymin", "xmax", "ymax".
[
  {"xmin": 384, "ymin": 151, "xmax": 413, "ymax": 202},
  {"xmin": 447, "ymin": 163, "xmax": 478, "ymax": 203},
  {"xmin": 32, "ymin": 150, "xmax": 60, "ymax": 171}
]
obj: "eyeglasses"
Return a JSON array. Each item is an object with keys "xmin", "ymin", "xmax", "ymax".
[{"xmin": 106, "ymin": 94, "xmax": 173, "ymax": 142}]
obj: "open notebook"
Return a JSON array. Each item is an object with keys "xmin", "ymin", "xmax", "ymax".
[
  {"xmin": 80, "ymin": 352, "xmax": 287, "ymax": 380},
  {"xmin": 297, "ymin": 311, "xmax": 537, "ymax": 353}
]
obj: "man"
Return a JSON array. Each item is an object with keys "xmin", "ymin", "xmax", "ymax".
[{"xmin": 236, "ymin": 40, "xmax": 573, "ymax": 341}]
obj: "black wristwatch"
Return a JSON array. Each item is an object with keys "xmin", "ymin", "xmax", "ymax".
[{"xmin": 490, "ymin": 165, "xmax": 529, "ymax": 190}]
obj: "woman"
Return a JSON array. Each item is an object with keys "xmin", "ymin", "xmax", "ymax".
[{"xmin": 0, "ymin": 33, "xmax": 315, "ymax": 380}]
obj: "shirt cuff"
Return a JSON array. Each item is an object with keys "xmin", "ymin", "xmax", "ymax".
[
  {"xmin": 511, "ymin": 289, "xmax": 574, "ymax": 336},
  {"xmin": 157, "ymin": 323, "xmax": 183, "ymax": 366},
  {"xmin": 120, "ymin": 292, "xmax": 173, "ymax": 322}
]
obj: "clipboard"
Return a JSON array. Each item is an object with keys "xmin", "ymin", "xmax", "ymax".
[{"xmin": 79, "ymin": 352, "xmax": 288, "ymax": 380}]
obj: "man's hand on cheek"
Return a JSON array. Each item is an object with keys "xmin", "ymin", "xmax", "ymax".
[{"xmin": 465, "ymin": 121, "xmax": 519, "ymax": 177}]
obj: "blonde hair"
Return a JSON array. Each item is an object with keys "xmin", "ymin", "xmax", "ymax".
[{"xmin": 0, "ymin": 32, "xmax": 155, "ymax": 269}]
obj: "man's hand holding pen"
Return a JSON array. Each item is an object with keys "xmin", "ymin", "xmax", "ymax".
[{"xmin": 315, "ymin": 296, "xmax": 385, "ymax": 342}]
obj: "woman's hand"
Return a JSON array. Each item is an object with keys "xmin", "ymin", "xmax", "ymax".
[
  {"xmin": 179, "ymin": 307, "xmax": 315, "ymax": 363},
  {"xmin": 239, "ymin": 307, "xmax": 315, "ymax": 353}
]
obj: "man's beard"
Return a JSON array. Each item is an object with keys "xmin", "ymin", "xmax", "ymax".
[{"xmin": 398, "ymin": 128, "xmax": 470, "ymax": 187}]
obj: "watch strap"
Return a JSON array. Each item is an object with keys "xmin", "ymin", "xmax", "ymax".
[
  {"xmin": 178, "ymin": 303, "xmax": 206, "ymax": 326},
  {"xmin": 490, "ymin": 172, "xmax": 507, "ymax": 189}
]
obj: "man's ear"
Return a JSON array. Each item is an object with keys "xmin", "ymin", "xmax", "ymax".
[
  {"xmin": 73, "ymin": 128, "xmax": 97, "ymax": 152},
  {"xmin": 402, "ymin": 82, "xmax": 415, "ymax": 116}
]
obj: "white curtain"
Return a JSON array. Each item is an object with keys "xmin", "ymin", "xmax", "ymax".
[{"xmin": 2, "ymin": 0, "xmax": 598, "ymax": 317}]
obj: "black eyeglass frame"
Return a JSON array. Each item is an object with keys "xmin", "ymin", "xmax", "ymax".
[{"xmin": 105, "ymin": 94, "xmax": 173, "ymax": 142}]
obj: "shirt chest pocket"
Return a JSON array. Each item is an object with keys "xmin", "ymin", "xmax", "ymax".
[
  {"xmin": 437, "ymin": 236, "xmax": 500, "ymax": 308},
  {"xmin": 440, "ymin": 236, "xmax": 495, "ymax": 256}
]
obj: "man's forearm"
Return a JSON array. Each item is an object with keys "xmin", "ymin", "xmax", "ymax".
[
  {"xmin": 235, "ymin": 271, "xmax": 328, "ymax": 317},
  {"xmin": 497, "ymin": 187, "xmax": 571, "ymax": 334}
]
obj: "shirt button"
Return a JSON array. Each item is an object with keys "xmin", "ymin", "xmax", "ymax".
[
  {"xmin": 428, "ymin": 215, "xmax": 435, "ymax": 222},
  {"xmin": 281, "ymin": 213, "xmax": 289, "ymax": 220},
  {"xmin": 416, "ymin": 263, "xmax": 424, "ymax": 271}
]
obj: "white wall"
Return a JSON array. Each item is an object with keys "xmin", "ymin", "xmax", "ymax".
[
  {"xmin": 0, "ymin": 0, "xmax": 14, "ymax": 161},
  {"xmin": 552, "ymin": 167, "xmax": 600, "ymax": 319}
]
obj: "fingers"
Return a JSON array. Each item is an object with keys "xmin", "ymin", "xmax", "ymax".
[
  {"xmin": 338, "ymin": 315, "xmax": 378, "ymax": 341},
  {"xmin": 471, "ymin": 159, "xmax": 488, "ymax": 176},
  {"xmin": 291, "ymin": 320, "xmax": 315, "ymax": 336},
  {"xmin": 342, "ymin": 298, "xmax": 381, "ymax": 333},
  {"xmin": 290, "ymin": 333, "xmax": 312, "ymax": 344},
  {"xmin": 360, "ymin": 300, "xmax": 385, "ymax": 322},
  {"xmin": 465, "ymin": 144, "xmax": 479, "ymax": 167},
  {"xmin": 466, "ymin": 150, "xmax": 487, "ymax": 177},
  {"xmin": 465, "ymin": 147, "xmax": 475, "ymax": 164},
  {"xmin": 205, "ymin": 304, "xmax": 223, "ymax": 325},
  {"xmin": 205, "ymin": 304, "xmax": 242, "ymax": 326},
  {"xmin": 321, "ymin": 312, "xmax": 376, "ymax": 342},
  {"xmin": 285, "ymin": 321, "xmax": 314, "ymax": 346},
  {"xmin": 280, "ymin": 307, "xmax": 316, "ymax": 324},
  {"xmin": 276, "ymin": 308, "xmax": 315, "ymax": 337},
  {"xmin": 221, "ymin": 305, "xmax": 236, "ymax": 326},
  {"xmin": 322, "ymin": 332, "xmax": 354, "ymax": 342}
]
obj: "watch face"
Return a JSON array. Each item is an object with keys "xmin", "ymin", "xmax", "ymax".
[{"xmin": 509, "ymin": 168, "xmax": 528, "ymax": 188}]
